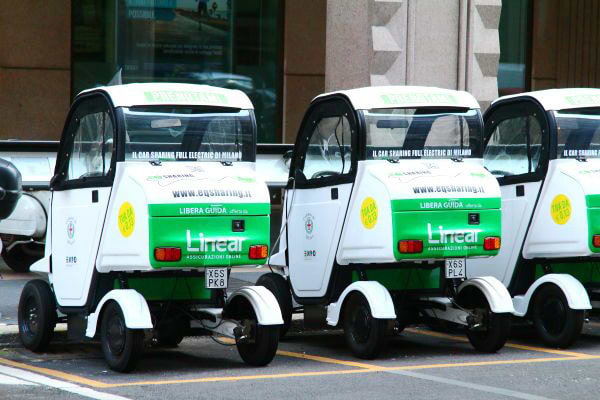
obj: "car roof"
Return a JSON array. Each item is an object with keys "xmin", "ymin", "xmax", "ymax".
[
  {"xmin": 313, "ymin": 86, "xmax": 480, "ymax": 110},
  {"xmin": 494, "ymin": 88, "xmax": 600, "ymax": 112},
  {"xmin": 78, "ymin": 83, "xmax": 254, "ymax": 109}
]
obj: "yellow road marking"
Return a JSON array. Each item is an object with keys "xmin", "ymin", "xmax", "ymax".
[
  {"xmin": 2, "ymin": 328, "xmax": 600, "ymax": 389},
  {"xmin": 101, "ymin": 368, "xmax": 373, "ymax": 388},
  {"xmin": 404, "ymin": 328, "xmax": 593, "ymax": 358},
  {"xmin": 276, "ymin": 350, "xmax": 381, "ymax": 370},
  {"xmin": 0, "ymin": 356, "xmax": 111, "ymax": 388}
]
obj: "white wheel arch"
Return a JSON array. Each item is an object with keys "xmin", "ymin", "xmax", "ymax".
[
  {"xmin": 512, "ymin": 273, "xmax": 591, "ymax": 317},
  {"xmin": 226, "ymin": 286, "xmax": 284, "ymax": 326},
  {"xmin": 85, "ymin": 289, "xmax": 153, "ymax": 338},
  {"xmin": 326, "ymin": 281, "xmax": 396, "ymax": 326},
  {"xmin": 458, "ymin": 276, "xmax": 515, "ymax": 314}
]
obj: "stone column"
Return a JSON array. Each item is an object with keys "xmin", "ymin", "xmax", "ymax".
[
  {"xmin": 0, "ymin": 1, "xmax": 71, "ymax": 140},
  {"xmin": 324, "ymin": 0, "xmax": 502, "ymax": 109}
]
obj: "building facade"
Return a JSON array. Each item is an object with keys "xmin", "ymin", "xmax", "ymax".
[{"xmin": 0, "ymin": 0, "xmax": 597, "ymax": 143}]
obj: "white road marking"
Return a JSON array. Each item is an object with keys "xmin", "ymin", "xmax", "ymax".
[
  {"xmin": 0, "ymin": 372, "xmax": 38, "ymax": 385},
  {"xmin": 386, "ymin": 369, "xmax": 553, "ymax": 400},
  {"xmin": 0, "ymin": 365, "xmax": 131, "ymax": 400}
]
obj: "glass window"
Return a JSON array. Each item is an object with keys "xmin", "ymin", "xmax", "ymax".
[
  {"xmin": 301, "ymin": 115, "xmax": 352, "ymax": 180},
  {"xmin": 484, "ymin": 115, "xmax": 541, "ymax": 177},
  {"xmin": 122, "ymin": 106, "xmax": 255, "ymax": 162},
  {"xmin": 362, "ymin": 108, "xmax": 482, "ymax": 160},
  {"xmin": 72, "ymin": 0, "xmax": 283, "ymax": 143},
  {"xmin": 556, "ymin": 108, "xmax": 600, "ymax": 159},
  {"xmin": 64, "ymin": 99, "xmax": 114, "ymax": 181},
  {"xmin": 498, "ymin": 0, "xmax": 530, "ymax": 96}
]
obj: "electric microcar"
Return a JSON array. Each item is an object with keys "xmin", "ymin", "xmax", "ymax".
[
  {"xmin": 469, "ymin": 88, "xmax": 600, "ymax": 348},
  {"xmin": 262, "ymin": 86, "xmax": 514, "ymax": 358},
  {"xmin": 17, "ymin": 83, "xmax": 283, "ymax": 372}
]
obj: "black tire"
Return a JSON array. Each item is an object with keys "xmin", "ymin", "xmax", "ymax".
[
  {"xmin": 256, "ymin": 273, "xmax": 293, "ymax": 339},
  {"xmin": 3, "ymin": 245, "xmax": 42, "ymax": 273},
  {"xmin": 18, "ymin": 279, "xmax": 57, "ymax": 351},
  {"xmin": 342, "ymin": 293, "xmax": 389, "ymax": 359},
  {"xmin": 531, "ymin": 284, "xmax": 584, "ymax": 348},
  {"xmin": 235, "ymin": 313, "xmax": 280, "ymax": 366},
  {"xmin": 100, "ymin": 301, "xmax": 144, "ymax": 373},
  {"xmin": 458, "ymin": 289, "xmax": 511, "ymax": 353}
]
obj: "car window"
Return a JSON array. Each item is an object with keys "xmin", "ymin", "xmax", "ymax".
[
  {"xmin": 484, "ymin": 115, "xmax": 542, "ymax": 178},
  {"xmin": 61, "ymin": 96, "xmax": 115, "ymax": 182},
  {"xmin": 301, "ymin": 115, "xmax": 352, "ymax": 180}
]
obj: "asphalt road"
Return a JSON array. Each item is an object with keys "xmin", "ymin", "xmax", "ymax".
[{"xmin": 3, "ymin": 264, "xmax": 600, "ymax": 400}]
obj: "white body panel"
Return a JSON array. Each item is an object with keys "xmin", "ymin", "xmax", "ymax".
[
  {"xmin": 96, "ymin": 161, "xmax": 270, "ymax": 272},
  {"xmin": 315, "ymin": 86, "xmax": 480, "ymax": 111},
  {"xmin": 326, "ymin": 281, "xmax": 397, "ymax": 326},
  {"xmin": 338, "ymin": 158, "xmax": 500, "ymax": 264},
  {"xmin": 286, "ymin": 184, "xmax": 352, "ymax": 297},
  {"xmin": 497, "ymin": 88, "xmax": 600, "ymax": 111},
  {"xmin": 525, "ymin": 159, "xmax": 600, "ymax": 258},
  {"xmin": 51, "ymin": 187, "xmax": 111, "ymax": 306},
  {"xmin": 80, "ymin": 82, "xmax": 254, "ymax": 110},
  {"xmin": 468, "ymin": 181, "xmax": 542, "ymax": 285}
]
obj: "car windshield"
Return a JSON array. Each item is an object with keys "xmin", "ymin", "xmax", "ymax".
[
  {"xmin": 361, "ymin": 107, "xmax": 482, "ymax": 160},
  {"xmin": 555, "ymin": 108, "xmax": 600, "ymax": 159},
  {"xmin": 122, "ymin": 106, "xmax": 255, "ymax": 162}
]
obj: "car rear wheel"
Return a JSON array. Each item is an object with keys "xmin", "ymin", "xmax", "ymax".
[
  {"xmin": 532, "ymin": 284, "xmax": 584, "ymax": 348},
  {"xmin": 235, "ymin": 309, "xmax": 280, "ymax": 366},
  {"xmin": 256, "ymin": 272, "xmax": 293, "ymax": 339},
  {"xmin": 342, "ymin": 293, "xmax": 389, "ymax": 359},
  {"xmin": 100, "ymin": 301, "xmax": 144, "ymax": 372},
  {"xmin": 458, "ymin": 288, "xmax": 511, "ymax": 353}
]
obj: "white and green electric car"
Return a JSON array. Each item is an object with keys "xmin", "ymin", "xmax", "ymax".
[
  {"xmin": 261, "ymin": 86, "xmax": 514, "ymax": 359},
  {"xmin": 469, "ymin": 88, "xmax": 600, "ymax": 348},
  {"xmin": 17, "ymin": 83, "xmax": 283, "ymax": 372}
]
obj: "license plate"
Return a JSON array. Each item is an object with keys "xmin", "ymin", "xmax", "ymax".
[
  {"xmin": 205, "ymin": 268, "xmax": 228, "ymax": 289},
  {"xmin": 445, "ymin": 258, "xmax": 466, "ymax": 279}
]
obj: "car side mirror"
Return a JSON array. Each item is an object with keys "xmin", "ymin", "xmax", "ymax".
[
  {"xmin": 0, "ymin": 159, "xmax": 22, "ymax": 219},
  {"xmin": 282, "ymin": 149, "xmax": 293, "ymax": 170}
]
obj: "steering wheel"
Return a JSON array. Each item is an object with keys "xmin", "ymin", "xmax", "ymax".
[
  {"xmin": 488, "ymin": 170, "xmax": 513, "ymax": 177},
  {"xmin": 79, "ymin": 171, "xmax": 104, "ymax": 179},
  {"xmin": 311, "ymin": 171, "xmax": 339, "ymax": 179}
]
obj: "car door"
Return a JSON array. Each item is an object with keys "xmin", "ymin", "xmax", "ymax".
[
  {"xmin": 285, "ymin": 97, "xmax": 357, "ymax": 298},
  {"xmin": 50, "ymin": 94, "xmax": 116, "ymax": 307},
  {"xmin": 467, "ymin": 100, "xmax": 549, "ymax": 288}
]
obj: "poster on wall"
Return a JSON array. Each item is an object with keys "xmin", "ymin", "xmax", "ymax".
[{"xmin": 120, "ymin": 0, "xmax": 232, "ymax": 82}]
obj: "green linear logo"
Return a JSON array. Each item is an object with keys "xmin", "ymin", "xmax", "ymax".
[
  {"xmin": 381, "ymin": 93, "xmax": 458, "ymax": 106},
  {"xmin": 427, "ymin": 223, "xmax": 481, "ymax": 244},
  {"xmin": 144, "ymin": 90, "xmax": 229, "ymax": 105}
]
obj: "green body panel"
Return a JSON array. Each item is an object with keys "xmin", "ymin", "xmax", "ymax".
[
  {"xmin": 587, "ymin": 195, "xmax": 600, "ymax": 253},
  {"xmin": 148, "ymin": 203, "xmax": 270, "ymax": 268},
  {"xmin": 353, "ymin": 268, "xmax": 441, "ymax": 291},
  {"xmin": 392, "ymin": 208, "xmax": 501, "ymax": 260},
  {"xmin": 115, "ymin": 277, "xmax": 212, "ymax": 301},
  {"xmin": 534, "ymin": 262, "xmax": 600, "ymax": 285}
]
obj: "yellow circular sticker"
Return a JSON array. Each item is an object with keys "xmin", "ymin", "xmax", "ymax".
[
  {"xmin": 550, "ymin": 194, "xmax": 571, "ymax": 225},
  {"xmin": 118, "ymin": 202, "xmax": 135, "ymax": 237},
  {"xmin": 360, "ymin": 197, "xmax": 378, "ymax": 229}
]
